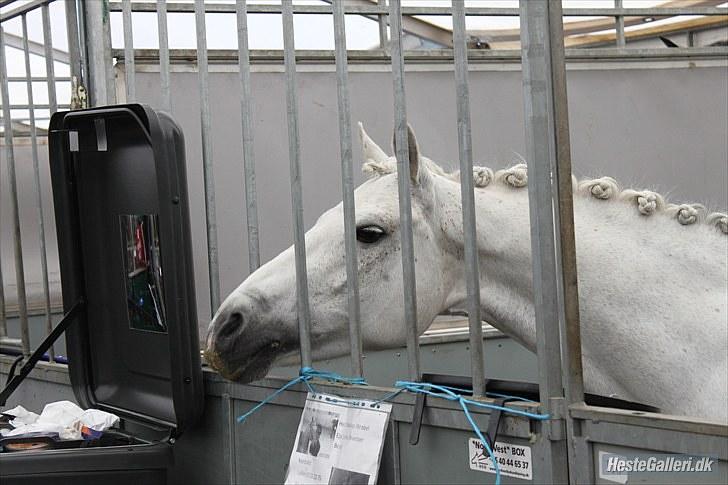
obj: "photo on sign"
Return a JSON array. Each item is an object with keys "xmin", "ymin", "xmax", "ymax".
[
  {"xmin": 295, "ymin": 406, "xmax": 340, "ymax": 459},
  {"xmin": 328, "ymin": 467, "xmax": 370, "ymax": 485}
]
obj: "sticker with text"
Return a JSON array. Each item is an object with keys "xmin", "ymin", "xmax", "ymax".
[{"xmin": 469, "ymin": 438, "xmax": 532, "ymax": 480}]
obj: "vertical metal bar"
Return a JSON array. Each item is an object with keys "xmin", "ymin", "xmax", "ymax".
[
  {"xmin": 332, "ymin": 0, "xmax": 363, "ymax": 377},
  {"xmin": 121, "ymin": 0, "xmax": 136, "ymax": 102},
  {"xmin": 83, "ymin": 0, "xmax": 115, "ymax": 106},
  {"xmin": 520, "ymin": 1, "xmax": 586, "ymax": 483},
  {"xmin": 156, "ymin": 0, "xmax": 171, "ymax": 112},
  {"xmin": 549, "ymin": 0, "xmax": 585, "ymax": 411},
  {"xmin": 615, "ymin": 0, "xmax": 625, "ymax": 48},
  {"xmin": 378, "ymin": 0, "xmax": 389, "ymax": 49},
  {"xmin": 389, "ymin": 0, "xmax": 420, "ymax": 381},
  {"xmin": 0, "ymin": 27, "xmax": 30, "ymax": 356},
  {"xmin": 221, "ymin": 392, "xmax": 237, "ymax": 485},
  {"xmin": 452, "ymin": 0, "xmax": 485, "ymax": 397},
  {"xmin": 64, "ymin": 0, "xmax": 84, "ymax": 94},
  {"xmin": 0, "ymin": 253, "xmax": 5, "ymax": 338},
  {"xmin": 236, "ymin": 0, "xmax": 261, "ymax": 273},
  {"xmin": 194, "ymin": 0, "xmax": 221, "ymax": 315},
  {"xmin": 42, "ymin": 4, "xmax": 57, "ymax": 114},
  {"xmin": 281, "ymin": 0, "xmax": 313, "ymax": 368},
  {"xmin": 22, "ymin": 15, "xmax": 54, "ymax": 362}
]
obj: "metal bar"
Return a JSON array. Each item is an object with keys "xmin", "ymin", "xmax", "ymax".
[
  {"xmin": 194, "ymin": 0, "xmax": 221, "ymax": 316},
  {"xmin": 64, "ymin": 0, "xmax": 84, "ymax": 90},
  {"xmin": 105, "ymin": 2, "xmax": 728, "ymax": 16},
  {"xmin": 82, "ymin": 0, "xmax": 115, "ymax": 106},
  {"xmin": 0, "ymin": 237, "xmax": 4, "ymax": 337},
  {"xmin": 42, "ymin": 5, "xmax": 57, "ymax": 113},
  {"xmin": 389, "ymin": 0, "xmax": 420, "ymax": 381},
  {"xmin": 332, "ymin": 0, "xmax": 363, "ymax": 378},
  {"xmin": 0, "ymin": 25, "xmax": 30, "ymax": 356},
  {"xmin": 615, "ymin": 0, "xmax": 626, "ymax": 47},
  {"xmin": 520, "ymin": 1, "xmax": 586, "ymax": 483},
  {"xmin": 452, "ymin": 0, "xmax": 485, "ymax": 397},
  {"xmin": 235, "ymin": 0, "xmax": 260, "ymax": 273},
  {"xmin": 6, "ymin": 77, "xmax": 71, "ymax": 82},
  {"xmin": 119, "ymin": 46, "xmax": 728, "ymax": 65},
  {"xmin": 221, "ymin": 392, "xmax": 237, "ymax": 485},
  {"xmin": 1, "ymin": 32, "xmax": 70, "ymax": 65},
  {"xmin": 378, "ymin": 0, "xmax": 388, "ymax": 49},
  {"xmin": 281, "ymin": 0, "xmax": 313, "ymax": 368},
  {"xmin": 0, "ymin": 0, "xmax": 53, "ymax": 22},
  {"xmin": 4, "ymin": 104, "xmax": 72, "ymax": 110},
  {"xmin": 156, "ymin": 0, "xmax": 171, "ymax": 112},
  {"xmin": 22, "ymin": 14, "xmax": 54, "ymax": 363},
  {"xmin": 121, "ymin": 0, "xmax": 136, "ymax": 102}
]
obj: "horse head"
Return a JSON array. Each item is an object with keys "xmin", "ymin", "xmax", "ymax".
[{"xmin": 205, "ymin": 124, "xmax": 457, "ymax": 382}]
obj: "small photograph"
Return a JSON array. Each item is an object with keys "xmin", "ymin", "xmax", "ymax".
[
  {"xmin": 327, "ymin": 467, "xmax": 370, "ymax": 485},
  {"xmin": 295, "ymin": 407, "xmax": 339, "ymax": 459}
]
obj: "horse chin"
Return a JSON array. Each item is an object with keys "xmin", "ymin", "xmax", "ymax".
[{"xmin": 205, "ymin": 347, "xmax": 281, "ymax": 384}]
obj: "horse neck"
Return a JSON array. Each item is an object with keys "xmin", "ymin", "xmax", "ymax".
[
  {"xmin": 435, "ymin": 178, "xmax": 538, "ymax": 351},
  {"xmin": 434, "ymin": 173, "xmax": 726, "ymax": 353}
]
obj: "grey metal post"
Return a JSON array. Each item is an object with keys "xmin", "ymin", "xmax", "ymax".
[
  {"xmin": 520, "ymin": 1, "xmax": 587, "ymax": 483},
  {"xmin": 452, "ymin": 0, "xmax": 485, "ymax": 397},
  {"xmin": 615, "ymin": 0, "xmax": 626, "ymax": 48},
  {"xmin": 64, "ymin": 0, "xmax": 85, "ymax": 97},
  {"xmin": 282, "ymin": 0, "xmax": 313, "ymax": 368},
  {"xmin": 22, "ymin": 14, "xmax": 54, "ymax": 362},
  {"xmin": 0, "ymin": 250, "xmax": 5, "ymax": 337},
  {"xmin": 236, "ymin": 0, "xmax": 261, "ymax": 273},
  {"xmin": 83, "ymin": 0, "xmax": 115, "ymax": 106},
  {"xmin": 378, "ymin": 0, "xmax": 388, "ymax": 49},
  {"xmin": 332, "ymin": 0, "xmax": 364, "ymax": 377},
  {"xmin": 194, "ymin": 0, "xmax": 221, "ymax": 315},
  {"xmin": 389, "ymin": 0, "xmax": 421, "ymax": 381},
  {"xmin": 42, "ymin": 3, "xmax": 57, "ymax": 113},
  {"xmin": 122, "ymin": 0, "xmax": 136, "ymax": 101},
  {"xmin": 0, "ymin": 26, "xmax": 30, "ymax": 356},
  {"xmin": 156, "ymin": 0, "xmax": 171, "ymax": 112}
]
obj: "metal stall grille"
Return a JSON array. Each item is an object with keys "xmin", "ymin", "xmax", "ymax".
[{"xmin": 1, "ymin": 1, "xmax": 727, "ymax": 483}]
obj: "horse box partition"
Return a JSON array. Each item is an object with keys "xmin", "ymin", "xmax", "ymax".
[{"xmin": 0, "ymin": 104, "xmax": 203, "ymax": 484}]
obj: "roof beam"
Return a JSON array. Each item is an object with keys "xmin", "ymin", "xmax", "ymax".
[{"xmin": 470, "ymin": 0, "xmax": 725, "ymax": 43}]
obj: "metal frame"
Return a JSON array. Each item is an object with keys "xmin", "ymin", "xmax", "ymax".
[{"xmin": 2, "ymin": 1, "xmax": 727, "ymax": 483}]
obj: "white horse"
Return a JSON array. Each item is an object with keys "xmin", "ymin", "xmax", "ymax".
[{"xmin": 205, "ymin": 124, "xmax": 728, "ymax": 422}]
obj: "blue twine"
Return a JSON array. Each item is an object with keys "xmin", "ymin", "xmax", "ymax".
[
  {"xmin": 237, "ymin": 367, "xmax": 368, "ymax": 423},
  {"xmin": 393, "ymin": 381, "xmax": 550, "ymax": 485},
  {"xmin": 237, "ymin": 368, "xmax": 551, "ymax": 485}
]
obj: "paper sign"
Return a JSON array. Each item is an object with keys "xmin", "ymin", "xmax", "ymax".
[
  {"xmin": 469, "ymin": 438, "xmax": 533, "ymax": 480},
  {"xmin": 285, "ymin": 393, "xmax": 392, "ymax": 485}
]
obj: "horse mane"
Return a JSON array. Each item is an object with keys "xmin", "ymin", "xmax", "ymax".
[{"xmin": 362, "ymin": 159, "xmax": 728, "ymax": 235}]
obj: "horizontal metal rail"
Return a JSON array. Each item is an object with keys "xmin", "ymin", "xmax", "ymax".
[
  {"xmin": 105, "ymin": 2, "xmax": 728, "ymax": 17},
  {"xmin": 116, "ymin": 47, "xmax": 728, "ymax": 65},
  {"xmin": 0, "ymin": 0, "xmax": 55, "ymax": 22}
]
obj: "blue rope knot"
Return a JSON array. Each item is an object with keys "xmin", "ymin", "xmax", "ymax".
[
  {"xmin": 394, "ymin": 381, "xmax": 550, "ymax": 485},
  {"xmin": 237, "ymin": 368, "xmax": 551, "ymax": 485}
]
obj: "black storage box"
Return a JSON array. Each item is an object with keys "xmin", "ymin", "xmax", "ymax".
[{"xmin": 0, "ymin": 105, "xmax": 203, "ymax": 484}]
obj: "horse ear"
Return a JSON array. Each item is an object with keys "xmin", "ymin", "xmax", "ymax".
[
  {"xmin": 392, "ymin": 123, "xmax": 420, "ymax": 184},
  {"xmin": 358, "ymin": 122, "xmax": 388, "ymax": 164}
]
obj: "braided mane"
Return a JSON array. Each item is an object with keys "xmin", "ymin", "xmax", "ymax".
[{"xmin": 362, "ymin": 159, "xmax": 728, "ymax": 235}]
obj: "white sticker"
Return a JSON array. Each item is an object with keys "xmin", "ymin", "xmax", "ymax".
[
  {"xmin": 285, "ymin": 393, "xmax": 392, "ymax": 485},
  {"xmin": 469, "ymin": 438, "xmax": 532, "ymax": 481}
]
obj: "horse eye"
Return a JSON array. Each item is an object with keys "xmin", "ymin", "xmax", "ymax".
[{"xmin": 356, "ymin": 225, "xmax": 386, "ymax": 244}]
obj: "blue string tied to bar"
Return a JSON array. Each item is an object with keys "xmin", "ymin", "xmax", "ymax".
[
  {"xmin": 236, "ymin": 369, "xmax": 551, "ymax": 485},
  {"xmin": 236, "ymin": 367, "xmax": 368, "ymax": 424},
  {"xmin": 394, "ymin": 381, "xmax": 551, "ymax": 485}
]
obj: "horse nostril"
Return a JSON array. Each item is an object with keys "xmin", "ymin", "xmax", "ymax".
[{"xmin": 217, "ymin": 311, "xmax": 244, "ymax": 340}]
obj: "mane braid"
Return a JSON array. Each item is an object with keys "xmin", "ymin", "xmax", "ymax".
[{"xmin": 362, "ymin": 159, "xmax": 727, "ymax": 234}]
